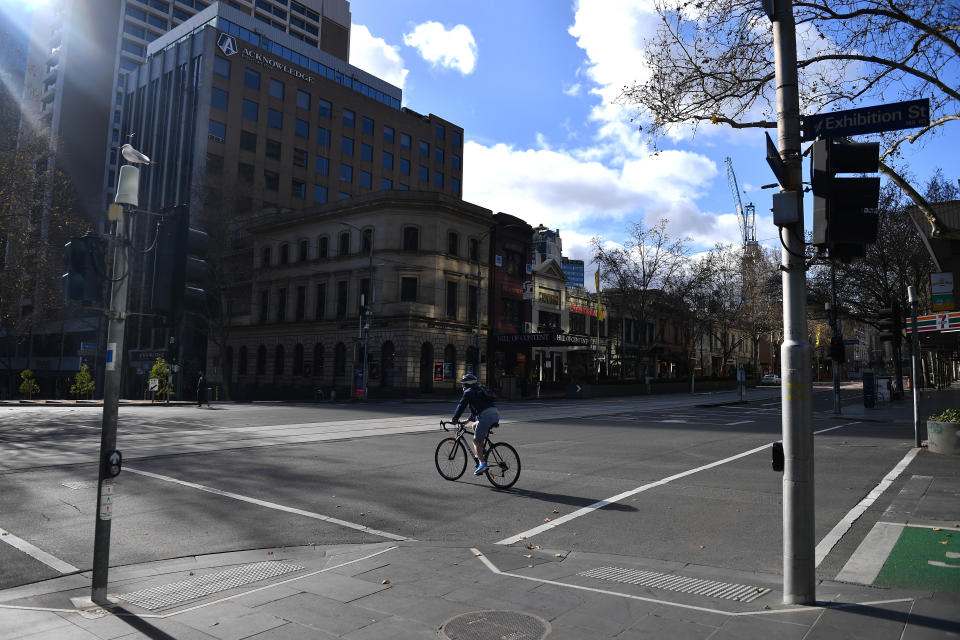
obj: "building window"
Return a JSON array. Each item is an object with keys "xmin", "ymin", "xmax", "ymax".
[
  {"xmin": 468, "ymin": 285, "xmax": 477, "ymax": 321},
  {"xmin": 398, "ymin": 183, "xmax": 409, "ymax": 190},
  {"xmin": 341, "ymin": 136, "xmax": 353, "ymax": 156},
  {"xmin": 296, "ymin": 89, "xmax": 310, "ymax": 109},
  {"xmin": 315, "ymin": 155, "xmax": 329, "ymax": 175},
  {"xmin": 334, "ymin": 342, "xmax": 346, "ymax": 376},
  {"xmin": 317, "ymin": 98, "xmax": 331, "ymax": 118},
  {"xmin": 210, "ymin": 87, "xmax": 228, "ymax": 110},
  {"xmin": 382, "ymin": 151, "xmax": 393, "ymax": 170},
  {"xmin": 403, "ymin": 226, "xmax": 419, "ymax": 251},
  {"xmin": 261, "ymin": 247, "xmax": 271, "ymax": 267},
  {"xmin": 293, "ymin": 147, "xmax": 308, "ymax": 168},
  {"xmin": 400, "ymin": 277, "xmax": 417, "ymax": 302},
  {"xmin": 299, "ymin": 239, "xmax": 309, "ymax": 261},
  {"xmin": 313, "ymin": 185, "xmax": 328, "ymax": 203},
  {"xmin": 452, "ymin": 178, "xmax": 460, "ymax": 195},
  {"xmin": 292, "ymin": 179, "xmax": 306, "ymax": 199},
  {"xmin": 295, "ymin": 118, "xmax": 308, "ymax": 138},
  {"xmin": 435, "ymin": 124, "xmax": 446, "ymax": 140},
  {"xmin": 446, "ymin": 281, "xmax": 457, "ymax": 319},
  {"xmin": 208, "ymin": 119, "xmax": 226, "ymax": 140},
  {"xmin": 419, "ymin": 141, "xmax": 429, "ymax": 158},
  {"xmin": 238, "ymin": 346, "xmax": 248, "ymax": 375},
  {"xmin": 296, "ymin": 286, "xmax": 306, "ymax": 321},
  {"xmin": 452, "ymin": 155, "xmax": 461, "ymax": 170},
  {"xmin": 361, "ymin": 116, "xmax": 374, "ymax": 135},
  {"xmin": 268, "ymin": 108, "xmax": 283, "ymax": 129},
  {"xmin": 280, "ymin": 243, "xmax": 289, "ymax": 264},
  {"xmin": 339, "ymin": 231, "xmax": 350, "ymax": 256},
  {"xmin": 315, "ymin": 283, "xmax": 326, "ymax": 319},
  {"xmin": 342, "ymin": 108, "xmax": 354, "ymax": 127},
  {"xmin": 359, "ymin": 170, "xmax": 371, "ymax": 188},
  {"xmin": 265, "ymin": 139, "xmax": 281, "ymax": 159},
  {"xmin": 316, "ymin": 127, "xmax": 331, "ymax": 147},
  {"xmin": 434, "ymin": 171, "xmax": 444, "ymax": 188},
  {"xmin": 453, "ymin": 131, "xmax": 462, "ymax": 147},
  {"xmin": 240, "ymin": 130, "xmax": 257, "ymax": 152},
  {"xmin": 361, "ymin": 143, "xmax": 372, "ymax": 162},
  {"xmin": 400, "ymin": 133, "xmax": 411, "ymax": 149},
  {"xmin": 399, "ymin": 158, "xmax": 410, "ymax": 175},
  {"xmin": 448, "ymin": 232, "xmax": 458, "ymax": 256},
  {"xmin": 336, "ymin": 281, "xmax": 348, "ymax": 318},
  {"xmin": 244, "ymin": 68, "xmax": 260, "ymax": 89},
  {"xmin": 269, "ymin": 78, "xmax": 284, "ymax": 100},
  {"xmin": 361, "ymin": 229, "xmax": 372, "ymax": 253},
  {"xmin": 277, "ymin": 288, "xmax": 287, "ymax": 322},
  {"xmin": 419, "ymin": 165, "xmax": 428, "ymax": 182},
  {"xmin": 264, "ymin": 170, "xmax": 279, "ymax": 191},
  {"xmin": 469, "ymin": 238, "xmax": 478, "ymax": 260},
  {"xmin": 256, "ymin": 345, "xmax": 267, "ymax": 374},
  {"xmin": 318, "ymin": 236, "xmax": 329, "ymax": 257},
  {"xmin": 238, "ymin": 162, "xmax": 254, "ymax": 181},
  {"xmin": 242, "ymin": 98, "xmax": 258, "ymax": 121},
  {"xmin": 381, "ymin": 178, "xmax": 392, "ymax": 189},
  {"xmin": 340, "ymin": 164, "xmax": 352, "ymax": 183},
  {"xmin": 435, "ymin": 148, "xmax": 444, "ymax": 164},
  {"xmin": 274, "ymin": 344, "xmax": 285, "ymax": 374},
  {"xmin": 338, "ymin": 192, "xmax": 351, "ymax": 200},
  {"xmin": 383, "ymin": 125, "xmax": 394, "ymax": 143},
  {"xmin": 214, "ymin": 55, "xmax": 231, "ymax": 77}
]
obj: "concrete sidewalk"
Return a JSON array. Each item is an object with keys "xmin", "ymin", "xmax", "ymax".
[{"xmin": 1, "ymin": 390, "xmax": 957, "ymax": 639}]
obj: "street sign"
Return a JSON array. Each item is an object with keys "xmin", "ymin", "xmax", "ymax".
[
  {"xmin": 765, "ymin": 132, "xmax": 788, "ymax": 187},
  {"xmin": 802, "ymin": 98, "xmax": 929, "ymax": 141}
]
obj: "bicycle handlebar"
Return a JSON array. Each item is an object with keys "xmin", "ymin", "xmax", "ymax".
[{"xmin": 440, "ymin": 419, "xmax": 468, "ymax": 432}]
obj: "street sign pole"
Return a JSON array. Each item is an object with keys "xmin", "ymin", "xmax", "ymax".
[{"xmin": 771, "ymin": 0, "xmax": 815, "ymax": 605}]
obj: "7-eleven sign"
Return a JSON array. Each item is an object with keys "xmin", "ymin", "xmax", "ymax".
[{"xmin": 906, "ymin": 311, "xmax": 960, "ymax": 333}]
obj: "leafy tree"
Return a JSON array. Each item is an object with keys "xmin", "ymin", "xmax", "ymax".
[
  {"xmin": 18, "ymin": 369, "xmax": 38, "ymax": 399},
  {"xmin": 149, "ymin": 357, "xmax": 171, "ymax": 400},
  {"xmin": 70, "ymin": 364, "xmax": 96, "ymax": 400}
]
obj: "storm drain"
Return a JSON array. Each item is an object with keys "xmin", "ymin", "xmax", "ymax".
[
  {"xmin": 117, "ymin": 561, "xmax": 305, "ymax": 611},
  {"xmin": 440, "ymin": 610, "xmax": 551, "ymax": 640},
  {"xmin": 578, "ymin": 567, "xmax": 770, "ymax": 603}
]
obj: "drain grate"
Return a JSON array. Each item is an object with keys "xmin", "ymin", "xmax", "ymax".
[
  {"xmin": 578, "ymin": 567, "xmax": 770, "ymax": 603},
  {"xmin": 117, "ymin": 561, "xmax": 304, "ymax": 611},
  {"xmin": 440, "ymin": 610, "xmax": 551, "ymax": 640}
]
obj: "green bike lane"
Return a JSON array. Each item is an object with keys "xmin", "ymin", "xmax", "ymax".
[{"xmin": 875, "ymin": 524, "xmax": 960, "ymax": 592}]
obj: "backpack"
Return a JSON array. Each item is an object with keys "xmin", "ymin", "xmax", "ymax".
[{"xmin": 477, "ymin": 384, "xmax": 496, "ymax": 403}]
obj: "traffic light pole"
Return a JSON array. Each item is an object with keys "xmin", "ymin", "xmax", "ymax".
[
  {"xmin": 908, "ymin": 286, "xmax": 921, "ymax": 447},
  {"xmin": 91, "ymin": 205, "xmax": 132, "ymax": 605},
  {"xmin": 831, "ymin": 266, "xmax": 841, "ymax": 415},
  {"xmin": 772, "ymin": 0, "xmax": 815, "ymax": 605}
]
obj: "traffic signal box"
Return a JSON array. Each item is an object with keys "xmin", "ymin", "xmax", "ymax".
[
  {"xmin": 878, "ymin": 304, "xmax": 902, "ymax": 344},
  {"xmin": 829, "ymin": 336, "xmax": 846, "ymax": 363},
  {"xmin": 150, "ymin": 205, "xmax": 209, "ymax": 326},
  {"xmin": 811, "ymin": 139, "xmax": 881, "ymax": 260},
  {"xmin": 63, "ymin": 233, "xmax": 106, "ymax": 305}
]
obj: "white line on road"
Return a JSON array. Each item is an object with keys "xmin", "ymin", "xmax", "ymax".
[
  {"xmin": 125, "ymin": 468, "xmax": 409, "ymax": 542},
  {"xmin": 725, "ymin": 420, "xmax": 754, "ymax": 426},
  {"xmin": 0, "ymin": 527, "xmax": 79, "ymax": 574},
  {"xmin": 814, "ymin": 447, "xmax": 920, "ymax": 567}
]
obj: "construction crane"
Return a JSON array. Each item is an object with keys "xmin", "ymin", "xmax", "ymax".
[{"xmin": 725, "ymin": 157, "xmax": 757, "ymax": 249}]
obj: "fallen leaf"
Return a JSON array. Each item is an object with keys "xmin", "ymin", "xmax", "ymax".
[
  {"xmin": 527, "ymin": 564, "xmax": 534, "ymax": 568},
  {"xmin": 553, "ymin": 508, "xmax": 559, "ymax": 513},
  {"xmin": 535, "ymin": 545, "xmax": 542, "ymax": 550},
  {"xmin": 940, "ymin": 541, "xmax": 949, "ymax": 545},
  {"xmin": 699, "ymin": 545, "xmax": 705, "ymax": 549},
  {"xmin": 554, "ymin": 554, "xmax": 563, "ymax": 558},
  {"xmin": 934, "ymin": 527, "xmax": 941, "ymax": 531},
  {"xmin": 544, "ymin": 518, "xmax": 552, "ymax": 522},
  {"xmin": 520, "ymin": 536, "xmax": 526, "ymax": 540},
  {"xmin": 525, "ymin": 544, "xmax": 534, "ymax": 550},
  {"xmin": 524, "ymin": 554, "xmax": 532, "ymax": 558},
  {"xmin": 267, "ymin": 551, "xmax": 273, "ymax": 555},
  {"xmin": 381, "ymin": 579, "xmax": 390, "ymax": 584},
  {"xmin": 475, "ymin": 552, "xmax": 483, "ymax": 556},
  {"xmin": 360, "ymin": 513, "xmax": 365, "ymax": 516},
  {"xmin": 189, "ymin": 572, "xmax": 194, "ymax": 576}
]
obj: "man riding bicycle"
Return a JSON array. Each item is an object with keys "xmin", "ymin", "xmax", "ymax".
[{"xmin": 451, "ymin": 373, "xmax": 500, "ymax": 475}]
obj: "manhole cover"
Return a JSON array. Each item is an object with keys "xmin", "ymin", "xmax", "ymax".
[{"xmin": 440, "ymin": 610, "xmax": 550, "ymax": 640}]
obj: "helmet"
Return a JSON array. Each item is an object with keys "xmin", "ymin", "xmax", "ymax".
[{"xmin": 460, "ymin": 373, "xmax": 478, "ymax": 385}]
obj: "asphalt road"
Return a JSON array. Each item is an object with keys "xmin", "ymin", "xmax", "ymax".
[{"xmin": 1, "ymin": 384, "xmax": 914, "ymax": 595}]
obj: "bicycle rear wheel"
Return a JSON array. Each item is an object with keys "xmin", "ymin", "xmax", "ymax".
[
  {"xmin": 435, "ymin": 437, "xmax": 468, "ymax": 480},
  {"xmin": 484, "ymin": 442, "xmax": 520, "ymax": 489}
]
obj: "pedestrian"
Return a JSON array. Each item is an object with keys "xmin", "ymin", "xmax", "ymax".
[
  {"xmin": 197, "ymin": 371, "xmax": 207, "ymax": 408},
  {"xmin": 451, "ymin": 373, "xmax": 499, "ymax": 475}
]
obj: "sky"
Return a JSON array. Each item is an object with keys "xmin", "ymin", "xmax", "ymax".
[{"xmin": 346, "ymin": 0, "xmax": 958, "ymax": 281}]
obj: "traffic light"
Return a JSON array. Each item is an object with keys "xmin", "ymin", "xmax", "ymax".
[
  {"xmin": 150, "ymin": 205, "xmax": 209, "ymax": 326},
  {"xmin": 811, "ymin": 138, "xmax": 881, "ymax": 260},
  {"xmin": 877, "ymin": 304, "xmax": 901, "ymax": 343},
  {"xmin": 829, "ymin": 336, "xmax": 846, "ymax": 363},
  {"xmin": 63, "ymin": 233, "xmax": 105, "ymax": 304}
]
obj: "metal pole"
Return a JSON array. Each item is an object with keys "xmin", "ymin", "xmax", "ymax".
[
  {"xmin": 363, "ymin": 234, "xmax": 373, "ymax": 401},
  {"xmin": 831, "ymin": 267, "xmax": 841, "ymax": 414},
  {"xmin": 908, "ymin": 286, "xmax": 921, "ymax": 446},
  {"xmin": 91, "ymin": 207, "xmax": 131, "ymax": 604},
  {"xmin": 772, "ymin": 0, "xmax": 815, "ymax": 605},
  {"xmin": 476, "ymin": 235, "xmax": 483, "ymax": 383}
]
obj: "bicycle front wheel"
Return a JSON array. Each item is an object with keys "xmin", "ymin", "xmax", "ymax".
[
  {"xmin": 484, "ymin": 442, "xmax": 520, "ymax": 489},
  {"xmin": 435, "ymin": 437, "xmax": 468, "ymax": 480}
]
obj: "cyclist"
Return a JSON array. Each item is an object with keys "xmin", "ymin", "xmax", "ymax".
[{"xmin": 451, "ymin": 373, "xmax": 500, "ymax": 475}]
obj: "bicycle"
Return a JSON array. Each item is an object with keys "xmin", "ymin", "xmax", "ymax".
[{"xmin": 436, "ymin": 420, "xmax": 521, "ymax": 489}]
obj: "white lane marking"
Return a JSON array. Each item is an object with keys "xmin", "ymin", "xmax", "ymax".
[
  {"xmin": 496, "ymin": 441, "xmax": 772, "ymax": 545},
  {"xmin": 725, "ymin": 420, "xmax": 754, "ymax": 426},
  {"xmin": 499, "ymin": 422, "xmax": 866, "ymax": 545},
  {"xmin": 814, "ymin": 447, "xmax": 920, "ymax": 567},
  {"xmin": 0, "ymin": 527, "xmax": 79, "ymax": 574},
  {"xmin": 835, "ymin": 522, "xmax": 904, "ymax": 584},
  {"xmin": 471, "ymin": 548, "xmax": 912, "ymax": 617},
  {"xmin": 125, "ymin": 468, "xmax": 408, "ymax": 542}
]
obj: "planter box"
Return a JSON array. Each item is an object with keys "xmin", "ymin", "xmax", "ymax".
[{"xmin": 927, "ymin": 420, "xmax": 960, "ymax": 455}]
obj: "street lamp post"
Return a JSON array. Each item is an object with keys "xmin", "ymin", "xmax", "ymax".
[{"xmin": 342, "ymin": 222, "xmax": 373, "ymax": 400}]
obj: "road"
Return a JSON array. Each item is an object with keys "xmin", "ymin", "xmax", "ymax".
[{"xmin": 0, "ymin": 383, "xmax": 915, "ymax": 597}]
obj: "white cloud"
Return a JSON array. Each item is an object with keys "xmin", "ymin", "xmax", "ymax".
[
  {"xmin": 350, "ymin": 25, "xmax": 408, "ymax": 89},
  {"xmin": 403, "ymin": 22, "xmax": 478, "ymax": 75}
]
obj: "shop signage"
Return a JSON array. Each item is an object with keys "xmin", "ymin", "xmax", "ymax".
[
  {"xmin": 495, "ymin": 333, "xmax": 592, "ymax": 347},
  {"xmin": 569, "ymin": 303, "xmax": 598, "ymax": 317},
  {"xmin": 242, "ymin": 47, "xmax": 315, "ymax": 83}
]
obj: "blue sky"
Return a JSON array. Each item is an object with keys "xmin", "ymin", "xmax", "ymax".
[{"xmin": 347, "ymin": 0, "xmax": 958, "ymax": 275}]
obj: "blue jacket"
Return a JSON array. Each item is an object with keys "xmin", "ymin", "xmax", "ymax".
[{"xmin": 452, "ymin": 385, "xmax": 495, "ymax": 422}]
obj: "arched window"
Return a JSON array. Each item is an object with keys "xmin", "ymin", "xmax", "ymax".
[
  {"xmin": 225, "ymin": 347, "xmax": 234, "ymax": 381},
  {"xmin": 444, "ymin": 344, "xmax": 456, "ymax": 381},
  {"xmin": 293, "ymin": 343, "xmax": 304, "ymax": 376},
  {"xmin": 313, "ymin": 343, "xmax": 324, "ymax": 378},
  {"xmin": 381, "ymin": 340, "xmax": 395, "ymax": 387},
  {"xmin": 274, "ymin": 344, "xmax": 285, "ymax": 375},
  {"xmin": 334, "ymin": 342, "xmax": 346, "ymax": 377},
  {"xmin": 256, "ymin": 345, "xmax": 266, "ymax": 375},
  {"xmin": 238, "ymin": 346, "xmax": 248, "ymax": 375}
]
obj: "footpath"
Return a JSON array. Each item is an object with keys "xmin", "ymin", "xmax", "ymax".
[{"xmin": 0, "ymin": 387, "xmax": 957, "ymax": 639}]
